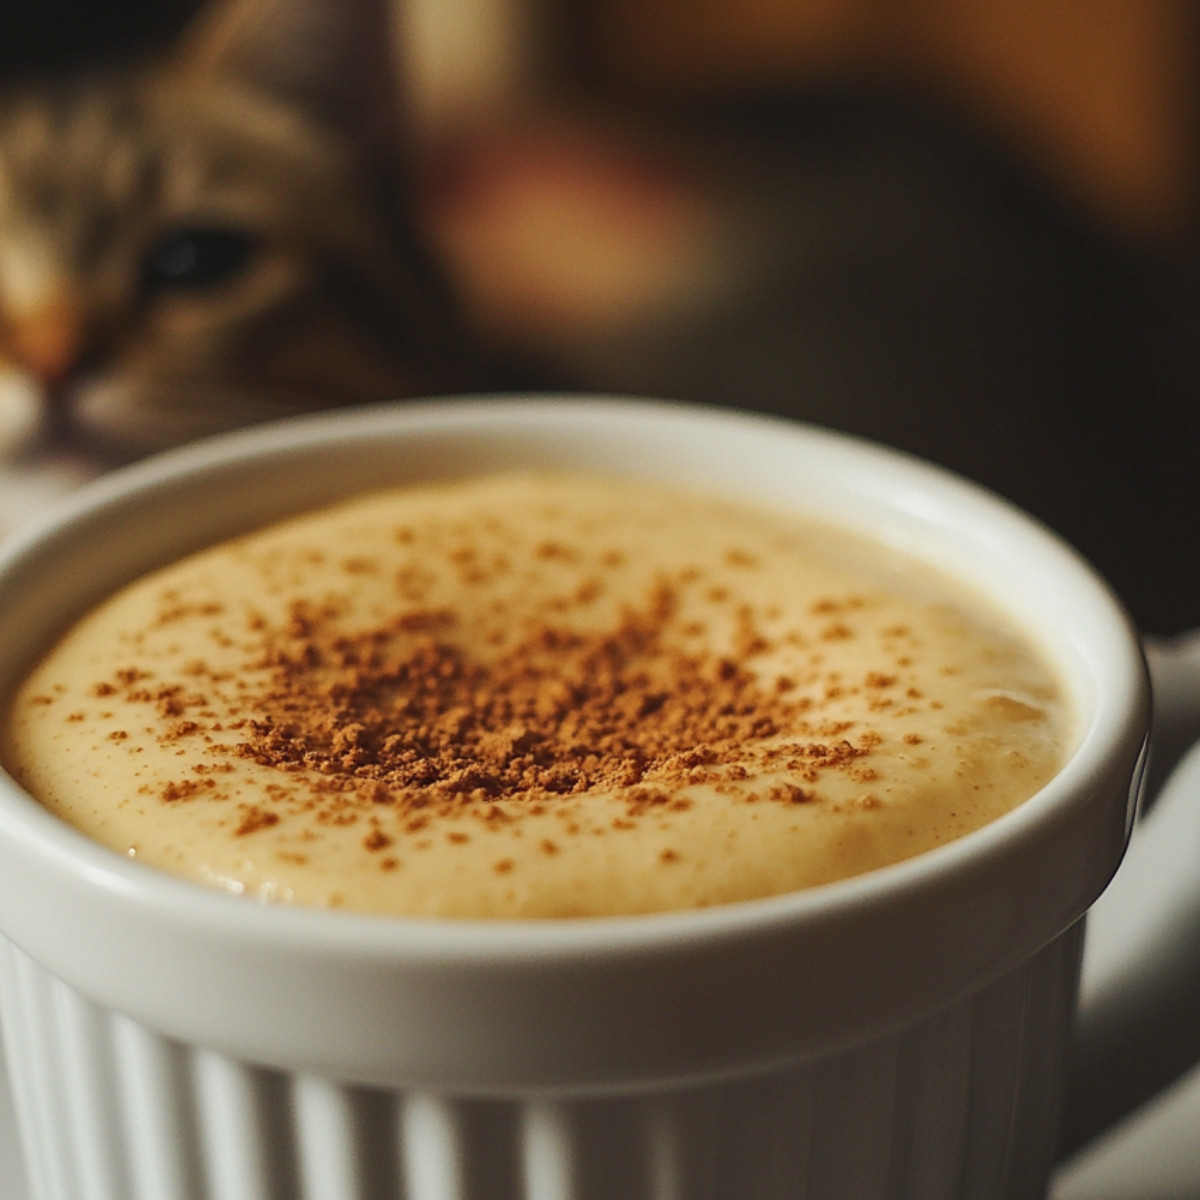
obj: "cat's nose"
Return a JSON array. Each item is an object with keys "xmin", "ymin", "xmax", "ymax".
[{"xmin": 5, "ymin": 297, "xmax": 87, "ymax": 392}]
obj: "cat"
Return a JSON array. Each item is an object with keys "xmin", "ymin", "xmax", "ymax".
[
  {"xmin": 0, "ymin": 0, "xmax": 1198, "ymax": 636},
  {"xmin": 0, "ymin": 0, "xmax": 488, "ymax": 491}
]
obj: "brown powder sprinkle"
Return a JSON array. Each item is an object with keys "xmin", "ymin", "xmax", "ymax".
[
  {"xmin": 768, "ymin": 782, "xmax": 814, "ymax": 805},
  {"xmin": 214, "ymin": 583, "xmax": 880, "ymax": 812},
  {"xmin": 235, "ymin": 806, "xmax": 280, "ymax": 836},
  {"xmin": 819, "ymin": 623, "xmax": 854, "ymax": 642},
  {"xmin": 161, "ymin": 779, "xmax": 211, "ymax": 802},
  {"xmin": 88, "ymin": 568, "xmax": 893, "ymax": 838},
  {"xmin": 363, "ymin": 829, "xmax": 393, "ymax": 852}
]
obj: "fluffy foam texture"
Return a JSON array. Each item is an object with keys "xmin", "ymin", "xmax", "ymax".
[{"xmin": 4, "ymin": 473, "xmax": 1070, "ymax": 917}]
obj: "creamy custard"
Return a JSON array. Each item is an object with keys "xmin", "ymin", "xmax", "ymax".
[{"xmin": 3, "ymin": 473, "xmax": 1070, "ymax": 917}]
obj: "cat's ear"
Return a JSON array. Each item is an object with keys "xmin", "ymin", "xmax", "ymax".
[{"xmin": 169, "ymin": 0, "xmax": 399, "ymax": 133}]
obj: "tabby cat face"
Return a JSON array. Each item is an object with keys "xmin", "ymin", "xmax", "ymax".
[{"xmin": 0, "ymin": 0, "xmax": 468, "ymax": 465}]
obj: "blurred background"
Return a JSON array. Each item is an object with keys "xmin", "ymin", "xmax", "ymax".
[
  {"xmin": 404, "ymin": 0, "xmax": 1200, "ymax": 639},
  {"xmin": 4, "ymin": 0, "xmax": 1200, "ymax": 635}
]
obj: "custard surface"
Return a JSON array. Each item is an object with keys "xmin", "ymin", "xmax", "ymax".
[{"xmin": 4, "ymin": 474, "xmax": 1069, "ymax": 916}]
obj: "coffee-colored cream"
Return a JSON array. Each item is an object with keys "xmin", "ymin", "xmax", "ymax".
[{"xmin": 3, "ymin": 473, "xmax": 1069, "ymax": 917}]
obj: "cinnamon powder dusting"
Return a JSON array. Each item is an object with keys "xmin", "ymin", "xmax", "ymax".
[{"xmin": 223, "ymin": 583, "xmax": 876, "ymax": 819}]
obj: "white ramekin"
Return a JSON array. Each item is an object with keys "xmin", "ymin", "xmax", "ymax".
[{"xmin": 0, "ymin": 397, "xmax": 1157, "ymax": 1199}]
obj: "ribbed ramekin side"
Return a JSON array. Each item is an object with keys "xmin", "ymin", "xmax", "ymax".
[
  {"xmin": 1, "ymin": 937, "xmax": 77, "ymax": 1200},
  {"xmin": 0, "ymin": 926, "xmax": 1081, "ymax": 1200}
]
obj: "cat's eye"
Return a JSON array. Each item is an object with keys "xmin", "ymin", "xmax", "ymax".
[{"xmin": 141, "ymin": 227, "xmax": 258, "ymax": 292}]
